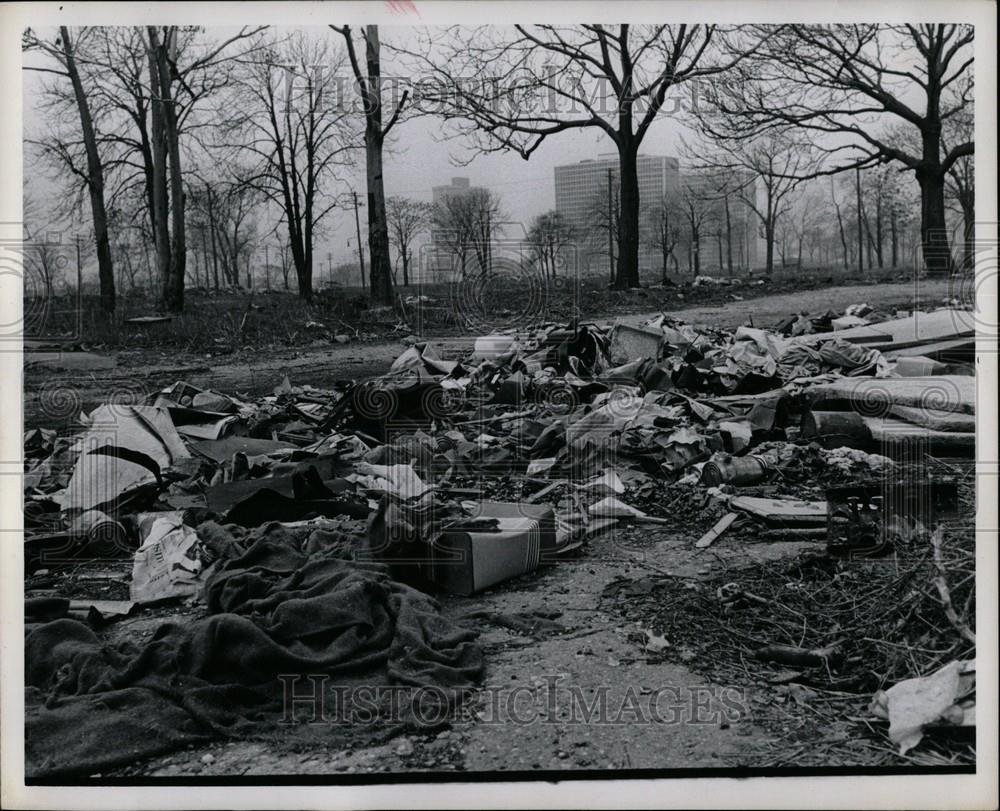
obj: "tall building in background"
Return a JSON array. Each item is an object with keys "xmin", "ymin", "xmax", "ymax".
[
  {"xmin": 431, "ymin": 177, "xmax": 479, "ymax": 207},
  {"xmin": 553, "ymin": 155, "xmax": 763, "ymax": 281},
  {"xmin": 554, "ymin": 155, "xmax": 681, "ymax": 278}
]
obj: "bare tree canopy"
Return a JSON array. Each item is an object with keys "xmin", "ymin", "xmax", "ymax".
[
  {"xmin": 432, "ymin": 187, "xmax": 505, "ymax": 278},
  {"xmin": 400, "ymin": 24, "xmax": 752, "ymax": 289},
  {"xmin": 703, "ymin": 23, "xmax": 974, "ymax": 274},
  {"xmin": 386, "ymin": 196, "xmax": 432, "ymax": 286},
  {"xmin": 222, "ymin": 32, "xmax": 353, "ymax": 302},
  {"xmin": 526, "ymin": 210, "xmax": 575, "ymax": 281},
  {"xmin": 643, "ymin": 196, "xmax": 682, "ymax": 284}
]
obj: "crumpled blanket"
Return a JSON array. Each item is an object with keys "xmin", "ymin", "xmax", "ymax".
[
  {"xmin": 25, "ymin": 524, "xmax": 483, "ymax": 778},
  {"xmin": 777, "ymin": 339, "xmax": 887, "ymax": 381}
]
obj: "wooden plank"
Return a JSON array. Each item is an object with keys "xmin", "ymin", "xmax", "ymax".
[
  {"xmin": 861, "ymin": 417, "xmax": 975, "ymax": 456},
  {"xmin": 889, "ymin": 404, "xmax": 976, "ymax": 433},
  {"xmin": 730, "ymin": 496, "xmax": 828, "ymax": 527},
  {"xmin": 696, "ymin": 512, "xmax": 738, "ymax": 549},
  {"xmin": 794, "ymin": 309, "xmax": 975, "ymax": 347},
  {"xmin": 803, "ymin": 375, "xmax": 975, "ymax": 416}
]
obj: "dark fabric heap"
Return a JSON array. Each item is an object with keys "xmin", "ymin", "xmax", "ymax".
[{"xmin": 25, "ymin": 522, "xmax": 483, "ymax": 778}]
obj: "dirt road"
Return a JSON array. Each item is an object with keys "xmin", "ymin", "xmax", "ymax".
[{"xmin": 23, "ymin": 278, "xmax": 955, "ymax": 430}]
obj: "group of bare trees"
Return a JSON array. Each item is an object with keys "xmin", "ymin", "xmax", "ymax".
[
  {"xmin": 385, "ymin": 196, "xmax": 432, "ymax": 286},
  {"xmin": 430, "ymin": 188, "xmax": 505, "ymax": 278},
  {"xmin": 24, "ymin": 25, "xmax": 402, "ymax": 313},
  {"xmin": 526, "ymin": 211, "xmax": 575, "ymax": 281},
  {"xmin": 403, "ymin": 23, "xmax": 972, "ymax": 283},
  {"xmin": 24, "ymin": 25, "xmax": 267, "ymax": 313},
  {"xmin": 700, "ymin": 24, "xmax": 973, "ymax": 276},
  {"xmin": 24, "ymin": 23, "xmax": 975, "ymax": 313}
]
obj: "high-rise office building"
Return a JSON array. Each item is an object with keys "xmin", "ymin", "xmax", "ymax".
[
  {"xmin": 554, "ymin": 155, "xmax": 681, "ymax": 277},
  {"xmin": 555, "ymin": 155, "xmax": 681, "ymax": 229}
]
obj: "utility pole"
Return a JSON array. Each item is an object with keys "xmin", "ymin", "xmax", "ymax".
[
  {"xmin": 607, "ymin": 168, "xmax": 615, "ymax": 285},
  {"xmin": 327, "ymin": 252, "xmax": 333, "ymax": 287},
  {"xmin": 352, "ymin": 191, "xmax": 367, "ymax": 289},
  {"xmin": 855, "ymin": 166, "xmax": 864, "ymax": 273},
  {"xmin": 264, "ymin": 243, "xmax": 270, "ymax": 291},
  {"xmin": 76, "ymin": 234, "xmax": 83, "ymax": 338}
]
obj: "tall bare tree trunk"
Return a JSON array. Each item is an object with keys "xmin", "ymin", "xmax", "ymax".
[
  {"xmin": 855, "ymin": 167, "xmax": 864, "ymax": 272},
  {"xmin": 60, "ymin": 26, "xmax": 115, "ymax": 314},
  {"xmin": 958, "ymin": 192, "xmax": 974, "ymax": 271},
  {"xmin": 614, "ymin": 139, "xmax": 641, "ymax": 288},
  {"xmin": 917, "ymin": 119, "xmax": 956, "ymax": 275},
  {"xmin": 147, "ymin": 30, "xmax": 171, "ymax": 309},
  {"xmin": 358, "ymin": 26, "xmax": 395, "ymax": 306},
  {"xmin": 724, "ymin": 194, "xmax": 734, "ymax": 276},
  {"xmin": 149, "ymin": 27, "xmax": 186, "ymax": 312}
]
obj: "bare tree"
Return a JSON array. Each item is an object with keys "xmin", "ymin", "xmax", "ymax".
[
  {"xmin": 23, "ymin": 26, "xmax": 116, "ymax": 313},
  {"xmin": 223, "ymin": 33, "xmax": 353, "ymax": 301},
  {"xmin": 708, "ymin": 24, "xmax": 973, "ymax": 274},
  {"xmin": 386, "ymin": 196, "xmax": 431, "ymax": 286},
  {"xmin": 586, "ymin": 179, "xmax": 621, "ymax": 283},
  {"xmin": 432, "ymin": 188, "xmax": 504, "ymax": 278},
  {"xmin": 678, "ymin": 174, "xmax": 717, "ymax": 277},
  {"xmin": 332, "ymin": 25, "xmax": 409, "ymax": 306},
  {"xmin": 277, "ymin": 241, "xmax": 294, "ymax": 290},
  {"xmin": 693, "ymin": 133, "xmax": 814, "ymax": 274},
  {"xmin": 943, "ymin": 83, "xmax": 974, "ymax": 270},
  {"xmin": 526, "ymin": 211, "xmax": 575, "ymax": 281},
  {"xmin": 828, "ymin": 177, "xmax": 851, "ymax": 270},
  {"xmin": 643, "ymin": 196, "xmax": 681, "ymax": 284},
  {"xmin": 77, "ymin": 25, "xmax": 264, "ymax": 308},
  {"xmin": 402, "ymin": 25, "xmax": 751, "ymax": 289}
]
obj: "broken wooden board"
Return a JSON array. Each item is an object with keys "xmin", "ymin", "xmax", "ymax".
[
  {"xmin": 730, "ymin": 496, "xmax": 827, "ymax": 528},
  {"xmin": 889, "ymin": 404, "xmax": 976, "ymax": 433},
  {"xmin": 803, "ymin": 375, "xmax": 975, "ymax": 416},
  {"xmin": 696, "ymin": 512, "xmax": 738, "ymax": 548},
  {"xmin": 861, "ymin": 416, "xmax": 975, "ymax": 457},
  {"xmin": 795, "ymin": 309, "xmax": 976, "ymax": 349}
]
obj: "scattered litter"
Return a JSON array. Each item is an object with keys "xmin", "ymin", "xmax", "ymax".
[
  {"xmin": 22, "ymin": 298, "xmax": 978, "ymax": 773},
  {"xmin": 130, "ymin": 512, "xmax": 203, "ymax": 604},
  {"xmin": 870, "ymin": 660, "xmax": 976, "ymax": 755}
]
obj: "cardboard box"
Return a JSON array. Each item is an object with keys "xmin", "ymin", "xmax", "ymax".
[{"xmin": 425, "ymin": 502, "xmax": 556, "ymax": 595}]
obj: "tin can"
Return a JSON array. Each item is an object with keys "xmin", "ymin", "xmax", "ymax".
[{"xmin": 700, "ymin": 454, "xmax": 772, "ymax": 486}]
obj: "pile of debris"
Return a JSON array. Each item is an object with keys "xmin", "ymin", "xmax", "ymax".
[{"xmin": 23, "ymin": 302, "xmax": 977, "ymax": 774}]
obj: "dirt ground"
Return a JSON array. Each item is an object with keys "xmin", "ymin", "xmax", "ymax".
[
  {"xmin": 101, "ymin": 530, "xmax": 821, "ymax": 779},
  {"xmin": 23, "ymin": 277, "xmax": 965, "ymax": 778},
  {"xmin": 23, "ymin": 278, "xmax": 956, "ymax": 431}
]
